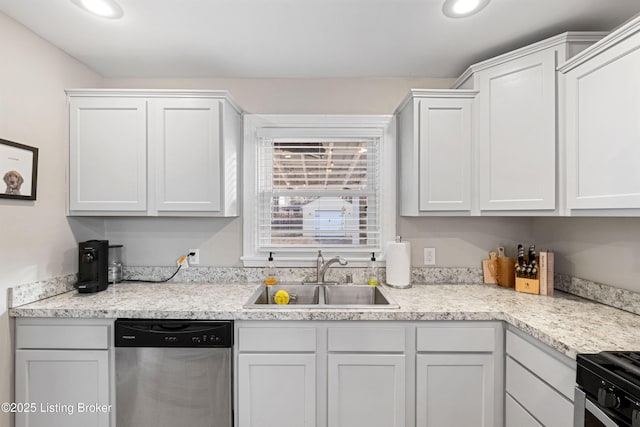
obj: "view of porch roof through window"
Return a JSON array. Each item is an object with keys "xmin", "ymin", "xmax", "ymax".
[{"xmin": 271, "ymin": 140, "xmax": 371, "ymax": 191}]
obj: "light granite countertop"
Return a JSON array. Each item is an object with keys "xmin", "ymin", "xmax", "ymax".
[{"xmin": 9, "ymin": 282, "xmax": 640, "ymax": 359}]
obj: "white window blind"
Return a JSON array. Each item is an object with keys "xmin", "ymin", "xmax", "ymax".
[{"xmin": 258, "ymin": 137, "xmax": 381, "ymax": 252}]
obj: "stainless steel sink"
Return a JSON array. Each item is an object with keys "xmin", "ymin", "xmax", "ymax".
[
  {"xmin": 243, "ymin": 283, "xmax": 398, "ymax": 309},
  {"xmin": 323, "ymin": 285, "xmax": 391, "ymax": 306},
  {"xmin": 246, "ymin": 284, "xmax": 320, "ymax": 306}
]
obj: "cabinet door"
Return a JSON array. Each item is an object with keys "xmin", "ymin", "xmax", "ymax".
[
  {"xmin": 149, "ymin": 98, "xmax": 222, "ymax": 212},
  {"xmin": 15, "ymin": 349, "xmax": 111, "ymax": 427},
  {"xmin": 327, "ymin": 354, "xmax": 405, "ymax": 427},
  {"xmin": 237, "ymin": 353, "xmax": 316, "ymax": 427},
  {"xmin": 416, "ymin": 353, "xmax": 494, "ymax": 427},
  {"xmin": 418, "ymin": 98, "xmax": 473, "ymax": 211},
  {"xmin": 69, "ymin": 97, "xmax": 147, "ymax": 211},
  {"xmin": 565, "ymin": 32, "xmax": 640, "ymax": 210},
  {"xmin": 506, "ymin": 357, "xmax": 573, "ymax": 427},
  {"xmin": 505, "ymin": 394, "xmax": 542, "ymax": 427},
  {"xmin": 477, "ymin": 49, "xmax": 557, "ymax": 211}
]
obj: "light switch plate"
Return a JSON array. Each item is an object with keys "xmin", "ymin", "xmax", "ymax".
[{"xmin": 424, "ymin": 248, "xmax": 436, "ymax": 266}]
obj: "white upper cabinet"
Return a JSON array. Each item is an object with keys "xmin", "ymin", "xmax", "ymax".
[
  {"xmin": 67, "ymin": 90, "xmax": 242, "ymax": 217},
  {"xmin": 475, "ymin": 50, "xmax": 557, "ymax": 211},
  {"xmin": 396, "ymin": 90, "xmax": 476, "ymax": 215},
  {"xmin": 148, "ymin": 98, "xmax": 222, "ymax": 213},
  {"xmin": 456, "ymin": 33, "xmax": 605, "ymax": 213},
  {"xmin": 69, "ymin": 97, "xmax": 148, "ymax": 212},
  {"xmin": 398, "ymin": 33, "xmax": 604, "ymax": 216},
  {"xmin": 560, "ymin": 16, "xmax": 640, "ymax": 213}
]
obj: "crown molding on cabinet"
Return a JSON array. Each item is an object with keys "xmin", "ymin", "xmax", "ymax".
[
  {"xmin": 558, "ymin": 14, "xmax": 640, "ymax": 73},
  {"xmin": 452, "ymin": 31, "xmax": 608, "ymax": 89},
  {"xmin": 393, "ymin": 89, "xmax": 478, "ymax": 115},
  {"xmin": 64, "ymin": 89, "xmax": 243, "ymax": 114}
]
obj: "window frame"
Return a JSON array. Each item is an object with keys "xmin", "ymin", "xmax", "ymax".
[{"xmin": 242, "ymin": 114, "xmax": 396, "ymax": 267}]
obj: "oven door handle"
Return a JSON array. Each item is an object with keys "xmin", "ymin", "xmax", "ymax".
[
  {"xmin": 575, "ymin": 388, "xmax": 586, "ymax": 427},
  {"xmin": 585, "ymin": 399, "xmax": 619, "ymax": 427},
  {"xmin": 575, "ymin": 387, "xmax": 620, "ymax": 427}
]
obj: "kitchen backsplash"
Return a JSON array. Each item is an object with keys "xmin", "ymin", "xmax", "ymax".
[
  {"xmin": 8, "ymin": 268, "xmax": 640, "ymax": 317},
  {"xmin": 554, "ymin": 274, "xmax": 640, "ymax": 316},
  {"xmin": 122, "ymin": 266, "xmax": 485, "ymax": 286},
  {"xmin": 9, "ymin": 274, "xmax": 77, "ymax": 308}
]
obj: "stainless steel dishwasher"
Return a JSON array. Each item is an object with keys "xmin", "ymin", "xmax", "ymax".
[{"xmin": 115, "ymin": 319, "xmax": 233, "ymax": 427}]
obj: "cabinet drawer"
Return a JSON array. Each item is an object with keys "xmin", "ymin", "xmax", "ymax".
[
  {"xmin": 506, "ymin": 330, "xmax": 575, "ymax": 400},
  {"xmin": 17, "ymin": 324, "xmax": 110, "ymax": 350},
  {"xmin": 505, "ymin": 393, "xmax": 542, "ymax": 427},
  {"xmin": 506, "ymin": 357, "xmax": 573, "ymax": 427},
  {"xmin": 238, "ymin": 327, "xmax": 316, "ymax": 352},
  {"xmin": 416, "ymin": 326, "xmax": 495, "ymax": 352},
  {"xmin": 328, "ymin": 327, "xmax": 405, "ymax": 352}
]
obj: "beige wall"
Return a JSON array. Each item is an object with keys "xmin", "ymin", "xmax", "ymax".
[
  {"xmin": 398, "ymin": 216, "xmax": 533, "ymax": 267},
  {"xmin": 533, "ymin": 217, "xmax": 640, "ymax": 293},
  {"xmin": 0, "ymin": 12, "xmax": 103, "ymax": 425}
]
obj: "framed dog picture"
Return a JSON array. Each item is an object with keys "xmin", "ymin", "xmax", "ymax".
[{"xmin": 0, "ymin": 138, "xmax": 38, "ymax": 200}]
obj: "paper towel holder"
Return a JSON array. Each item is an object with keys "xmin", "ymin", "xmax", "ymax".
[{"xmin": 385, "ymin": 236, "xmax": 412, "ymax": 289}]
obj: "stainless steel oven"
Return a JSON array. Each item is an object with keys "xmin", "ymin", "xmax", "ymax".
[
  {"xmin": 575, "ymin": 352, "xmax": 640, "ymax": 427},
  {"xmin": 115, "ymin": 319, "xmax": 233, "ymax": 427},
  {"xmin": 575, "ymin": 388, "xmax": 626, "ymax": 427}
]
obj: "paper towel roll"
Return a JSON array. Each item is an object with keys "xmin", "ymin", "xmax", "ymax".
[{"xmin": 385, "ymin": 241, "xmax": 411, "ymax": 288}]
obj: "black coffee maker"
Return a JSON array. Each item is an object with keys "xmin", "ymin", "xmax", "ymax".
[{"xmin": 77, "ymin": 240, "xmax": 109, "ymax": 293}]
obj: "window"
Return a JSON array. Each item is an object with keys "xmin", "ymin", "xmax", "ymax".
[{"xmin": 243, "ymin": 115, "xmax": 396, "ymax": 267}]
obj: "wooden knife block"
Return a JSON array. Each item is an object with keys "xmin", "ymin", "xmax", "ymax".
[{"xmin": 516, "ymin": 277, "xmax": 540, "ymax": 294}]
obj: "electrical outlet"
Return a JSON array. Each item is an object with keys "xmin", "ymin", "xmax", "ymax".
[
  {"xmin": 424, "ymin": 248, "xmax": 436, "ymax": 266},
  {"xmin": 188, "ymin": 249, "xmax": 200, "ymax": 265}
]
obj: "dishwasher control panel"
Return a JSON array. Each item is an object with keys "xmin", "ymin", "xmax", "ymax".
[{"xmin": 115, "ymin": 319, "xmax": 233, "ymax": 348}]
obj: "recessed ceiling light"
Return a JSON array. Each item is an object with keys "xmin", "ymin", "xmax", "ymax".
[
  {"xmin": 71, "ymin": 0, "xmax": 123, "ymax": 19},
  {"xmin": 442, "ymin": 0, "xmax": 490, "ymax": 18}
]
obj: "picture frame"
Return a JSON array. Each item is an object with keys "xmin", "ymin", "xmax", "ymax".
[{"xmin": 0, "ymin": 138, "xmax": 39, "ymax": 200}]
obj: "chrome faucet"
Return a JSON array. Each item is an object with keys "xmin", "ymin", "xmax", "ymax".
[{"xmin": 316, "ymin": 250, "xmax": 348, "ymax": 283}]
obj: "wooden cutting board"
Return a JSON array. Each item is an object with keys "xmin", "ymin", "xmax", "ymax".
[{"xmin": 482, "ymin": 252, "xmax": 497, "ymax": 284}]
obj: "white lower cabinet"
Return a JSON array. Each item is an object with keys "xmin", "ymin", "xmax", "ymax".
[
  {"xmin": 236, "ymin": 325, "xmax": 318, "ymax": 427},
  {"xmin": 14, "ymin": 319, "xmax": 114, "ymax": 427},
  {"xmin": 237, "ymin": 353, "xmax": 316, "ymax": 427},
  {"xmin": 505, "ymin": 394, "xmax": 542, "ymax": 427},
  {"xmin": 505, "ymin": 328, "xmax": 576, "ymax": 427},
  {"xmin": 415, "ymin": 325, "xmax": 501, "ymax": 427},
  {"xmin": 15, "ymin": 319, "xmax": 578, "ymax": 427},
  {"xmin": 236, "ymin": 321, "xmax": 503, "ymax": 427},
  {"xmin": 327, "ymin": 354, "xmax": 405, "ymax": 427},
  {"xmin": 416, "ymin": 353, "xmax": 494, "ymax": 427},
  {"xmin": 15, "ymin": 350, "xmax": 110, "ymax": 427}
]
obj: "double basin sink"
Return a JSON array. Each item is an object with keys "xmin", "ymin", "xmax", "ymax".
[{"xmin": 244, "ymin": 283, "xmax": 398, "ymax": 309}]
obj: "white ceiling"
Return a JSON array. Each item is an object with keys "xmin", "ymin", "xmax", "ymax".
[{"xmin": 1, "ymin": 0, "xmax": 640, "ymax": 79}]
